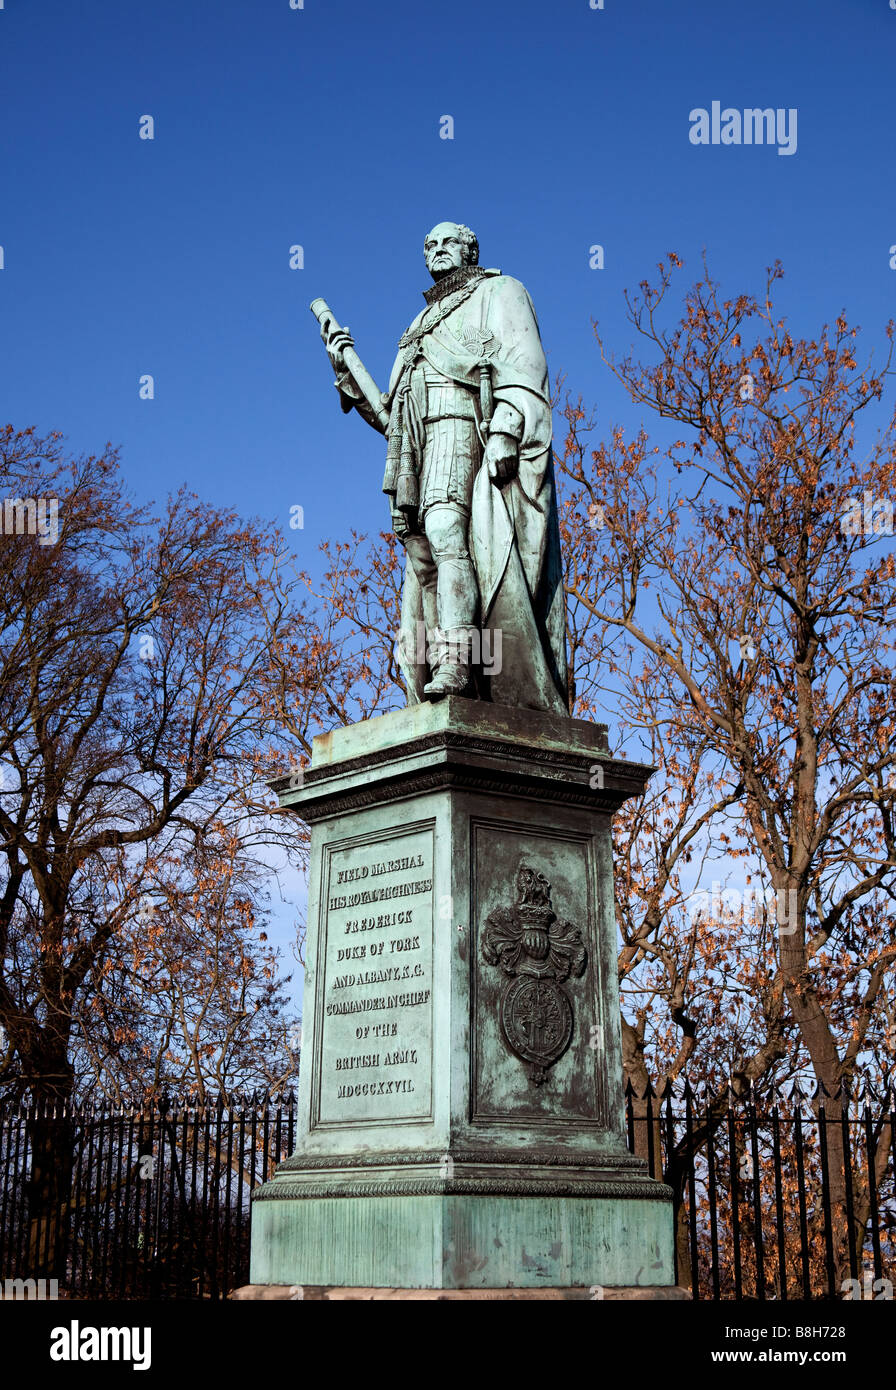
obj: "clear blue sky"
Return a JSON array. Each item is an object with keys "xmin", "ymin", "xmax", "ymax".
[
  {"xmin": 2, "ymin": 0, "xmax": 893, "ymax": 552},
  {"xmin": 2, "ymin": 0, "xmax": 894, "ymax": 1009}
]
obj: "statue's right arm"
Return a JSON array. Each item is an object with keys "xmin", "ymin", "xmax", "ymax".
[
  {"xmin": 323, "ymin": 323, "xmax": 389, "ymax": 435},
  {"xmin": 334, "ymin": 370, "xmax": 390, "ymax": 435}
]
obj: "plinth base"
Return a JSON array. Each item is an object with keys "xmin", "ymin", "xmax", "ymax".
[{"xmin": 250, "ymin": 1190, "xmax": 674, "ymax": 1289}]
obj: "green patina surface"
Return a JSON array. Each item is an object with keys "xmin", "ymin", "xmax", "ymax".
[
  {"xmin": 250, "ymin": 700, "xmax": 675, "ymax": 1289},
  {"xmin": 251, "ymin": 1193, "xmax": 673, "ymax": 1290}
]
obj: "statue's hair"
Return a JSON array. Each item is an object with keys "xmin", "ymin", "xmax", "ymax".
[
  {"xmin": 454, "ymin": 224, "xmax": 479, "ymax": 266},
  {"xmin": 425, "ymin": 222, "xmax": 479, "ymax": 267}
]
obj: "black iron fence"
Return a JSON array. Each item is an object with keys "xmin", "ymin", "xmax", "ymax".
[
  {"xmin": 0, "ymin": 1085, "xmax": 893, "ymax": 1299},
  {"xmin": 0, "ymin": 1094, "xmax": 296, "ymax": 1300},
  {"xmin": 624, "ymin": 1082, "xmax": 895, "ymax": 1301}
]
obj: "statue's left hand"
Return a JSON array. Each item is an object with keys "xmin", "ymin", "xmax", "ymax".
[{"xmin": 485, "ymin": 432, "xmax": 518, "ymax": 484}]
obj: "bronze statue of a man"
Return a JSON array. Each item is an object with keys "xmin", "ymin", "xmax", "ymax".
[{"xmin": 318, "ymin": 221, "xmax": 568, "ymax": 716}]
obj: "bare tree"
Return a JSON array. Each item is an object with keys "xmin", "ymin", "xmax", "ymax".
[
  {"xmin": 0, "ymin": 428, "xmax": 335, "ymax": 1272},
  {"xmin": 555, "ymin": 257, "xmax": 896, "ymax": 1275}
]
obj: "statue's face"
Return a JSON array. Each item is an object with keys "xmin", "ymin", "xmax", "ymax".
[{"xmin": 424, "ymin": 223, "xmax": 467, "ymax": 280}]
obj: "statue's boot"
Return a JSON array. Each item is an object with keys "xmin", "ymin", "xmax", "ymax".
[{"xmin": 423, "ymin": 626, "xmax": 477, "ymax": 699}]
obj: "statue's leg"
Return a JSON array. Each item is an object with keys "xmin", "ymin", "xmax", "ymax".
[
  {"xmin": 421, "ymin": 503, "xmax": 478, "ymax": 698},
  {"xmin": 402, "ymin": 532, "xmax": 440, "ymax": 673},
  {"xmin": 425, "ymin": 503, "xmax": 476, "ymax": 628}
]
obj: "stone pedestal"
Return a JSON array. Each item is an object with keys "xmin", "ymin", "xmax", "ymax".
[{"xmin": 250, "ymin": 699, "xmax": 675, "ymax": 1290}]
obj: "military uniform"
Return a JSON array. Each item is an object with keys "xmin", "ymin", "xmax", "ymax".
[{"xmin": 417, "ymin": 363, "xmax": 480, "ymax": 518}]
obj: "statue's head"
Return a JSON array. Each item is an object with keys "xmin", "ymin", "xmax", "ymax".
[{"xmin": 423, "ymin": 221, "xmax": 479, "ymax": 281}]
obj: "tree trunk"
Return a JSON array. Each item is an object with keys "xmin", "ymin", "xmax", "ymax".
[{"xmin": 25, "ymin": 1065, "xmax": 76, "ymax": 1282}]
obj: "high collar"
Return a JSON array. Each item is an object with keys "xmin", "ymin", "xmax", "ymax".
[{"xmin": 423, "ymin": 264, "xmax": 485, "ymax": 305}]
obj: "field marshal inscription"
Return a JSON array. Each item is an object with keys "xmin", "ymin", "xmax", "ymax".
[{"xmin": 315, "ymin": 825, "xmax": 434, "ymax": 1126}]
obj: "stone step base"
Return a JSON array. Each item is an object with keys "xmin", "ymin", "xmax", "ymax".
[{"xmin": 230, "ymin": 1283, "xmax": 690, "ymax": 1301}]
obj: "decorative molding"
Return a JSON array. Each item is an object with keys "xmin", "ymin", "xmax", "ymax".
[
  {"xmin": 289, "ymin": 730, "xmax": 614, "ymax": 786},
  {"xmin": 253, "ymin": 1177, "xmax": 673, "ymax": 1202},
  {"xmin": 280, "ymin": 763, "xmax": 643, "ymax": 822},
  {"xmin": 278, "ymin": 1148, "xmax": 647, "ymax": 1172}
]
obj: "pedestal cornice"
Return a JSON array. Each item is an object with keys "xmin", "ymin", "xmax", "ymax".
[{"xmin": 270, "ymin": 698, "xmax": 653, "ymax": 822}]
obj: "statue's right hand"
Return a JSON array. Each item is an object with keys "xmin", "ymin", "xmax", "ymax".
[{"xmin": 322, "ymin": 321, "xmax": 355, "ymax": 373}]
